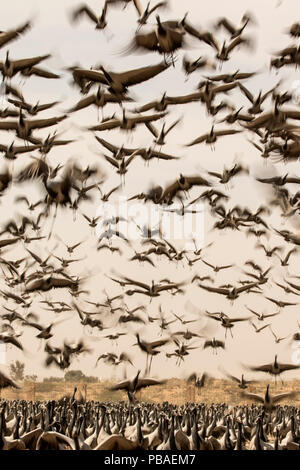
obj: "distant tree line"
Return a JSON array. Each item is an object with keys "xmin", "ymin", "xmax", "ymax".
[
  {"xmin": 9, "ymin": 361, "xmax": 99, "ymax": 383},
  {"xmin": 43, "ymin": 370, "xmax": 99, "ymax": 383}
]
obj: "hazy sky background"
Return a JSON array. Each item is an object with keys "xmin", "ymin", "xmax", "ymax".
[{"xmin": 1, "ymin": 0, "xmax": 300, "ymax": 385}]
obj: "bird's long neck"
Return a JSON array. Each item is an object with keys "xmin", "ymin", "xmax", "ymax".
[
  {"xmin": 156, "ymin": 16, "xmax": 165, "ymax": 34},
  {"xmin": 265, "ymin": 385, "xmax": 270, "ymax": 403},
  {"xmin": 5, "ymin": 51, "xmax": 10, "ymax": 67},
  {"xmin": 169, "ymin": 415, "xmax": 177, "ymax": 450},
  {"xmin": 254, "ymin": 419, "xmax": 262, "ymax": 450},
  {"xmin": 0, "ymin": 411, "xmax": 6, "ymax": 451},
  {"xmin": 136, "ymin": 410, "xmax": 143, "ymax": 445},
  {"xmin": 19, "ymin": 111, "xmax": 25, "ymax": 127}
]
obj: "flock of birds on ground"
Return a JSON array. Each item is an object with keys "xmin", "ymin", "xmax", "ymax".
[
  {"xmin": 3, "ymin": 393, "xmax": 300, "ymax": 449},
  {"xmin": 0, "ymin": 0, "xmax": 300, "ymax": 450}
]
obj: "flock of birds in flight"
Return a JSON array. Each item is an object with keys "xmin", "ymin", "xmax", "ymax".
[{"xmin": 0, "ymin": 0, "xmax": 300, "ymax": 426}]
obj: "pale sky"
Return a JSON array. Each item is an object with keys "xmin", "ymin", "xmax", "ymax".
[{"xmin": 1, "ymin": 0, "xmax": 300, "ymax": 385}]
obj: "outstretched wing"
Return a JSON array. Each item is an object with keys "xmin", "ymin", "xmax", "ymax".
[{"xmin": 241, "ymin": 392, "xmax": 264, "ymax": 403}]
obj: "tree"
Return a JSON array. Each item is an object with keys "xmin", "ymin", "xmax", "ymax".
[
  {"xmin": 9, "ymin": 361, "xmax": 25, "ymax": 382},
  {"xmin": 64, "ymin": 370, "xmax": 85, "ymax": 382},
  {"xmin": 85, "ymin": 375, "xmax": 98, "ymax": 383},
  {"xmin": 64, "ymin": 370, "xmax": 98, "ymax": 383},
  {"xmin": 24, "ymin": 374, "xmax": 38, "ymax": 382},
  {"xmin": 43, "ymin": 376, "xmax": 64, "ymax": 383}
]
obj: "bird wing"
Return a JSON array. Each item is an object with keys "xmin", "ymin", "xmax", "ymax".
[
  {"xmin": 223, "ymin": 370, "xmax": 240, "ymax": 383},
  {"xmin": 256, "ymin": 176, "xmax": 279, "ymax": 184},
  {"xmin": 286, "ymin": 177, "xmax": 300, "ymax": 184},
  {"xmin": 187, "ymin": 373, "xmax": 197, "ymax": 383},
  {"xmin": 5, "ymin": 84, "xmax": 24, "ymax": 100},
  {"xmin": 69, "ymin": 95, "xmax": 95, "ymax": 112},
  {"xmin": 133, "ymin": 0, "xmax": 143, "ymax": 17},
  {"xmin": 50, "ymin": 277, "xmax": 76, "ymax": 288},
  {"xmin": 147, "ymin": 1, "xmax": 167, "ymax": 16},
  {"xmin": 285, "ymin": 248, "xmax": 297, "ymax": 262},
  {"xmin": 89, "ymin": 119, "xmax": 120, "ymax": 131},
  {"xmin": 122, "ymin": 276, "xmax": 149, "ymax": 290},
  {"xmin": 0, "ymin": 21, "xmax": 31, "ymax": 49},
  {"xmin": 8, "ymin": 97, "xmax": 30, "ymax": 111},
  {"xmin": 286, "ymin": 281, "xmax": 300, "ymax": 291},
  {"xmin": 15, "ymin": 195, "xmax": 29, "ymax": 205},
  {"xmin": 246, "ymin": 112, "xmax": 273, "ymax": 129},
  {"xmin": 26, "ymin": 67, "xmax": 60, "ymax": 79},
  {"xmin": 118, "ymin": 352, "xmax": 133, "ymax": 365},
  {"xmin": 230, "ymin": 317, "xmax": 250, "ymax": 323},
  {"xmin": 202, "ymin": 260, "xmax": 214, "ymax": 269},
  {"xmin": 0, "ymin": 371, "xmax": 19, "ymax": 389},
  {"xmin": 4, "ymin": 336, "xmax": 23, "ymax": 350},
  {"xmin": 95, "ymin": 136, "xmax": 120, "ymax": 154},
  {"xmin": 72, "ymin": 5, "xmax": 98, "ymax": 23},
  {"xmin": 28, "ymin": 115, "xmax": 67, "ymax": 130},
  {"xmin": 109, "ymin": 380, "xmax": 130, "ymax": 391},
  {"xmin": 198, "ymin": 284, "xmax": 229, "ymax": 295},
  {"xmin": 246, "ymin": 307, "xmax": 259, "ymax": 317},
  {"xmin": 166, "ymin": 118, "xmax": 181, "ymax": 134},
  {"xmin": 241, "ymin": 392, "xmax": 264, "ymax": 403},
  {"xmin": 105, "ymin": 185, "xmax": 121, "ymax": 198},
  {"xmin": 23, "ymin": 321, "xmax": 43, "ymax": 332},
  {"xmin": 103, "ymin": 155, "xmax": 120, "ymax": 168},
  {"xmin": 186, "ymin": 133, "xmax": 208, "ymax": 146},
  {"xmin": 162, "ymin": 180, "xmax": 180, "ymax": 201},
  {"xmin": 249, "ymin": 363, "xmax": 272, "ymax": 372},
  {"xmin": 0, "ymin": 120, "xmax": 18, "ymax": 130},
  {"xmin": 236, "ymin": 282, "xmax": 259, "ymax": 293},
  {"xmin": 157, "ymin": 283, "xmax": 181, "ymax": 292},
  {"xmin": 238, "ymin": 83, "xmax": 254, "ymax": 103},
  {"xmin": 133, "ymin": 112, "xmax": 166, "ymax": 124},
  {"xmin": 72, "ymin": 302, "xmax": 84, "ymax": 321},
  {"xmin": 219, "ymin": 264, "xmax": 234, "ymax": 270},
  {"xmin": 136, "ymin": 100, "xmax": 161, "ymax": 113},
  {"xmin": 261, "ymin": 88, "xmax": 274, "ymax": 103},
  {"xmin": 16, "ymin": 144, "xmax": 40, "ymax": 154},
  {"xmin": 12, "ymin": 54, "xmax": 50, "ymax": 73},
  {"xmin": 215, "ymin": 129, "xmax": 242, "ymax": 137},
  {"xmin": 186, "ymin": 175, "xmax": 211, "ymax": 186},
  {"xmin": 26, "ymin": 249, "xmax": 42, "ymax": 264},
  {"xmin": 73, "ymin": 68, "xmax": 107, "ymax": 84},
  {"xmin": 136, "ymin": 378, "xmax": 166, "ymax": 390},
  {"xmin": 145, "ymin": 121, "xmax": 158, "ymax": 137},
  {"xmin": 285, "ymin": 110, "xmax": 300, "ymax": 120},
  {"xmin": 36, "ymin": 101, "xmax": 59, "ymax": 112},
  {"xmin": 150, "ymin": 338, "xmax": 170, "ymax": 348},
  {"xmin": 166, "ymin": 91, "xmax": 204, "ymax": 105},
  {"xmin": 150, "ymin": 149, "xmax": 178, "ymax": 160},
  {"xmin": 129, "ymin": 31, "xmax": 159, "ymax": 52},
  {"xmin": 216, "ymin": 17, "xmax": 236, "ymax": 35},
  {"xmin": 205, "ymin": 314, "xmax": 222, "ymax": 322},
  {"xmin": 213, "ymin": 82, "xmax": 237, "ymax": 94},
  {"xmin": 278, "ymin": 363, "xmax": 300, "ymax": 372},
  {"xmin": 208, "ymin": 171, "xmax": 222, "ymax": 179},
  {"xmin": 237, "ymin": 72, "xmax": 256, "ymax": 80},
  {"xmin": 264, "ymin": 312, "xmax": 279, "ymax": 319},
  {"xmin": 273, "ymin": 391, "xmax": 297, "ymax": 403},
  {"xmin": 117, "ymin": 61, "xmax": 169, "ymax": 87},
  {"xmin": 226, "ymin": 36, "xmax": 250, "ymax": 54},
  {"xmin": 184, "ymin": 23, "xmax": 218, "ymax": 49}
]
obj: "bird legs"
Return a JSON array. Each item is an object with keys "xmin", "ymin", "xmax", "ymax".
[
  {"xmin": 48, "ymin": 203, "xmax": 58, "ymax": 240},
  {"xmin": 148, "ymin": 354, "xmax": 154, "ymax": 374}
]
